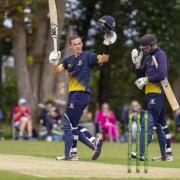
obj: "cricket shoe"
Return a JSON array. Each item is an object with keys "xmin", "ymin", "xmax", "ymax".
[
  {"xmin": 92, "ymin": 138, "xmax": 103, "ymax": 160},
  {"xmin": 152, "ymin": 155, "xmax": 173, "ymax": 161},
  {"xmin": 166, "ymin": 154, "xmax": 174, "ymax": 161},
  {"xmin": 139, "ymin": 156, "xmax": 145, "ymax": 161},
  {"xmin": 56, "ymin": 153, "xmax": 78, "ymax": 161},
  {"xmin": 131, "ymin": 152, "xmax": 145, "ymax": 161},
  {"xmin": 131, "ymin": 152, "xmax": 137, "ymax": 159}
]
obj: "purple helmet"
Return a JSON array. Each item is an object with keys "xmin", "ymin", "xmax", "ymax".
[
  {"xmin": 139, "ymin": 34, "xmax": 157, "ymax": 49},
  {"xmin": 98, "ymin": 15, "xmax": 115, "ymax": 34}
]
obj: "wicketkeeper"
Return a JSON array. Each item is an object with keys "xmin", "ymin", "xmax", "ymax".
[
  {"xmin": 131, "ymin": 34, "xmax": 173, "ymax": 161},
  {"xmin": 49, "ymin": 15, "xmax": 117, "ymax": 160}
]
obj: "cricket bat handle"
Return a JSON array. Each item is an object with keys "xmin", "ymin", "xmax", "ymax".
[{"xmin": 53, "ymin": 37, "xmax": 58, "ymax": 51}]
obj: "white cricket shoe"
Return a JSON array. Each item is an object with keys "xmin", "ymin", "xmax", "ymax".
[
  {"xmin": 56, "ymin": 153, "xmax": 78, "ymax": 161},
  {"xmin": 166, "ymin": 154, "xmax": 174, "ymax": 161},
  {"xmin": 152, "ymin": 155, "xmax": 174, "ymax": 161},
  {"xmin": 131, "ymin": 152, "xmax": 137, "ymax": 159},
  {"xmin": 131, "ymin": 152, "xmax": 145, "ymax": 161}
]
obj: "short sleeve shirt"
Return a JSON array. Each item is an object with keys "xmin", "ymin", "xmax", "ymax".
[
  {"xmin": 13, "ymin": 106, "xmax": 30, "ymax": 122},
  {"xmin": 61, "ymin": 51, "xmax": 98, "ymax": 93}
]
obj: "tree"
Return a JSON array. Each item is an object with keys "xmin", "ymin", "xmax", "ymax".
[
  {"xmin": 0, "ymin": 0, "xmax": 67, "ymax": 119},
  {"xmin": 0, "ymin": 0, "xmax": 179, "ymax": 119},
  {"xmin": 75, "ymin": 0, "xmax": 180, "ymax": 113}
]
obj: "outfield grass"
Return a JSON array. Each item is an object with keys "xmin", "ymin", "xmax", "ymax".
[
  {"xmin": 0, "ymin": 141, "xmax": 180, "ymax": 168},
  {"xmin": 0, "ymin": 141, "xmax": 180, "ymax": 179}
]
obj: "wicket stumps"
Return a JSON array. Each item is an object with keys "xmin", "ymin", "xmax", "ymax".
[
  {"xmin": 136, "ymin": 113, "xmax": 140, "ymax": 173},
  {"xmin": 144, "ymin": 112, "xmax": 148, "ymax": 173},
  {"xmin": 128, "ymin": 113, "xmax": 132, "ymax": 173},
  {"xmin": 127, "ymin": 111, "xmax": 148, "ymax": 173}
]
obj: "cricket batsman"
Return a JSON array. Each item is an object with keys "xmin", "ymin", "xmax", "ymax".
[
  {"xmin": 131, "ymin": 34, "xmax": 173, "ymax": 161},
  {"xmin": 49, "ymin": 15, "xmax": 117, "ymax": 160}
]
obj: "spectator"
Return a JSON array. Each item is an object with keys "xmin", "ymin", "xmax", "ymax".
[
  {"xmin": 80, "ymin": 107, "xmax": 93, "ymax": 123},
  {"xmin": 40, "ymin": 100, "xmax": 61, "ymax": 141},
  {"xmin": 119, "ymin": 103, "xmax": 130, "ymax": 142},
  {"xmin": 175, "ymin": 109, "xmax": 180, "ymax": 132},
  {"xmin": 12, "ymin": 98, "xmax": 33, "ymax": 140},
  {"xmin": 128, "ymin": 100, "xmax": 142, "ymax": 140},
  {"xmin": 96, "ymin": 103, "xmax": 119, "ymax": 142}
]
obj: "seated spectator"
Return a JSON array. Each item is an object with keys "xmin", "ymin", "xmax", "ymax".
[
  {"xmin": 12, "ymin": 98, "xmax": 33, "ymax": 140},
  {"xmin": 128, "ymin": 100, "xmax": 142, "ymax": 140},
  {"xmin": 119, "ymin": 103, "xmax": 130, "ymax": 142},
  {"xmin": 80, "ymin": 107, "xmax": 93, "ymax": 123},
  {"xmin": 175, "ymin": 109, "xmax": 180, "ymax": 132},
  {"xmin": 96, "ymin": 103, "xmax": 119, "ymax": 142},
  {"xmin": 40, "ymin": 100, "xmax": 61, "ymax": 141}
]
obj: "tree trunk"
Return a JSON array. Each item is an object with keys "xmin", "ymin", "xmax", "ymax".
[
  {"xmin": 39, "ymin": 34, "xmax": 54, "ymax": 103},
  {"xmin": 56, "ymin": 0, "xmax": 67, "ymax": 37},
  {"xmin": 54, "ymin": 25, "xmax": 74, "ymax": 106},
  {"xmin": 0, "ymin": 40, "xmax": 2, "ymax": 95},
  {"xmin": 98, "ymin": 63, "xmax": 111, "ymax": 104},
  {"xmin": 13, "ymin": 20, "xmax": 36, "ymax": 117},
  {"xmin": 39, "ymin": 0, "xmax": 67, "ymax": 103},
  {"xmin": 30, "ymin": 4, "xmax": 49, "ymax": 104}
]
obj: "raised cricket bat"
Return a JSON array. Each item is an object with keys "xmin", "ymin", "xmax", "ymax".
[
  {"xmin": 152, "ymin": 55, "xmax": 180, "ymax": 111},
  {"xmin": 48, "ymin": 0, "xmax": 58, "ymax": 51}
]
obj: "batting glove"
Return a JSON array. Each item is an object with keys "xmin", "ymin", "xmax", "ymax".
[
  {"xmin": 103, "ymin": 31, "xmax": 117, "ymax": 45},
  {"xmin": 135, "ymin": 77, "xmax": 148, "ymax": 89},
  {"xmin": 49, "ymin": 51, "xmax": 61, "ymax": 66},
  {"xmin": 131, "ymin": 49, "xmax": 143, "ymax": 68}
]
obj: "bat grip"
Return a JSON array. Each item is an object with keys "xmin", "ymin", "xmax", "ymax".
[{"xmin": 53, "ymin": 37, "xmax": 58, "ymax": 51}]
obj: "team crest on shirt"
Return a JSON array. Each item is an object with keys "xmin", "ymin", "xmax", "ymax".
[
  {"xmin": 151, "ymin": 60, "xmax": 154, "ymax": 66},
  {"xmin": 150, "ymin": 98, "xmax": 155, "ymax": 105},
  {"xmin": 69, "ymin": 102, "xmax": 75, "ymax": 109},
  {"xmin": 68, "ymin": 64, "xmax": 72, "ymax": 69},
  {"xmin": 78, "ymin": 59, "xmax": 83, "ymax": 66}
]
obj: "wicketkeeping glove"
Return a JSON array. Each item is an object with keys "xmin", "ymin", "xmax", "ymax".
[
  {"xmin": 131, "ymin": 49, "xmax": 143, "ymax": 67},
  {"xmin": 49, "ymin": 51, "xmax": 61, "ymax": 66},
  {"xmin": 135, "ymin": 77, "xmax": 148, "ymax": 89},
  {"xmin": 103, "ymin": 31, "xmax": 117, "ymax": 45}
]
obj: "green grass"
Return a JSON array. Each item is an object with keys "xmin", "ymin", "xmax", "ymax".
[
  {"xmin": 0, "ymin": 171, "xmax": 178, "ymax": 180},
  {"xmin": 0, "ymin": 141, "xmax": 180, "ymax": 168},
  {"xmin": 0, "ymin": 141, "xmax": 180, "ymax": 179},
  {"xmin": 0, "ymin": 171, "xmax": 43, "ymax": 180}
]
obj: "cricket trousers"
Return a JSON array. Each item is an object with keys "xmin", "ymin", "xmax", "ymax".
[
  {"xmin": 62, "ymin": 91, "xmax": 93, "ymax": 159},
  {"xmin": 145, "ymin": 93, "xmax": 172, "ymax": 158}
]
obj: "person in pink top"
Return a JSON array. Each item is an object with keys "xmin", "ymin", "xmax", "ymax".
[
  {"xmin": 12, "ymin": 98, "xmax": 33, "ymax": 140},
  {"xmin": 96, "ymin": 103, "xmax": 119, "ymax": 142}
]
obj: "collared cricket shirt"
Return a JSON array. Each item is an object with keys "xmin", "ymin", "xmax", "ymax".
[{"xmin": 61, "ymin": 51, "xmax": 98, "ymax": 93}]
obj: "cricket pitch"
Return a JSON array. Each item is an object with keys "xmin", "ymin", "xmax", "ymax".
[{"xmin": 0, "ymin": 154, "xmax": 179, "ymax": 179}]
